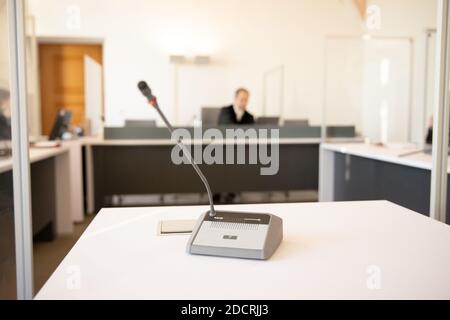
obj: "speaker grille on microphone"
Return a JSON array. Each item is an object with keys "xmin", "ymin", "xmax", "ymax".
[{"xmin": 210, "ymin": 221, "xmax": 259, "ymax": 231}]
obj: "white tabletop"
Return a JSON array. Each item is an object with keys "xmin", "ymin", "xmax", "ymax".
[
  {"xmin": 321, "ymin": 142, "xmax": 450, "ymax": 172},
  {"xmin": 35, "ymin": 201, "xmax": 450, "ymax": 300},
  {"xmin": 0, "ymin": 146, "xmax": 69, "ymax": 174},
  {"xmin": 82, "ymin": 136, "xmax": 362, "ymax": 146}
]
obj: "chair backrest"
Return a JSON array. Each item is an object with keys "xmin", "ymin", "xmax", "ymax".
[
  {"xmin": 256, "ymin": 117, "xmax": 280, "ymax": 125},
  {"xmin": 201, "ymin": 107, "xmax": 222, "ymax": 126},
  {"xmin": 284, "ymin": 119, "xmax": 309, "ymax": 126},
  {"xmin": 125, "ymin": 120, "xmax": 157, "ymax": 128}
]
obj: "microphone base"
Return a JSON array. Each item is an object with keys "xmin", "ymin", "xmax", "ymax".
[{"xmin": 187, "ymin": 210, "xmax": 283, "ymax": 260}]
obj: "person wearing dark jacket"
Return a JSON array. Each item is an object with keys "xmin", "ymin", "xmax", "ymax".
[
  {"xmin": 216, "ymin": 88, "xmax": 255, "ymax": 204},
  {"xmin": 425, "ymin": 116, "xmax": 450, "ymax": 145},
  {"xmin": 218, "ymin": 88, "xmax": 255, "ymax": 125},
  {"xmin": 0, "ymin": 89, "xmax": 11, "ymax": 140},
  {"xmin": 0, "ymin": 112, "xmax": 11, "ymax": 140}
]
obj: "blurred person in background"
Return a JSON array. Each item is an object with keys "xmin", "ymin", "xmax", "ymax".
[
  {"xmin": 218, "ymin": 88, "xmax": 255, "ymax": 125},
  {"xmin": 0, "ymin": 88, "xmax": 11, "ymax": 140}
]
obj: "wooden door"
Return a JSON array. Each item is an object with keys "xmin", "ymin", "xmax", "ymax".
[{"xmin": 39, "ymin": 44, "xmax": 102, "ymax": 135}]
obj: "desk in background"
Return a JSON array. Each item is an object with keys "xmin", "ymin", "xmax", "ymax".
[
  {"xmin": 320, "ymin": 143, "xmax": 450, "ymax": 223},
  {"xmin": 0, "ymin": 144, "xmax": 84, "ymax": 297},
  {"xmin": 83, "ymin": 125, "xmax": 356, "ymax": 213},
  {"xmin": 35, "ymin": 201, "xmax": 450, "ymax": 299},
  {"xmin": 84, "ymin": 138, "xmax": 322, "ymax": 213},
  {"xmin": 0, "ymin": 143, "xmax": 84, "ymax": 240}
]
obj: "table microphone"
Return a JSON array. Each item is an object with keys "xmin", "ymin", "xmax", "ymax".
[
  {"xmin": 138, "ymin": 81, "xmax": 283, "ymax": 260},
  {"xmin": 138, "ymin": 81, "xmax": 216, "ymax": 217}
]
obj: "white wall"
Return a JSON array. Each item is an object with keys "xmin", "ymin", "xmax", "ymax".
[
  {"xmin": 27, "ymin": 0, "xmax": 363, "ymax": 127},
  {"xmin": 324, "ymin": 37, "xmax": 364, "ymax": 134},
  {"xmin": 27, "ymin": 0, "xmax": 436, "ymax": 138}
]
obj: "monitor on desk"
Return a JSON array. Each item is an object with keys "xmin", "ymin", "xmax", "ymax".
[{"xmin": 49, "ymin": 110, "xmax": 72, "ymax": 141}]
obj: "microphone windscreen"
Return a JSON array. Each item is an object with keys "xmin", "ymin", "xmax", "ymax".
[{"xmin": 138, "ymin": 81, "xmax": 153, "ymax": 100}]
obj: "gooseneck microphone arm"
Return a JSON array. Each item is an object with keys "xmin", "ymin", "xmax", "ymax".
[{"xmin": 138, "ymin": 81, "xmax": 216, "ymax": 217}]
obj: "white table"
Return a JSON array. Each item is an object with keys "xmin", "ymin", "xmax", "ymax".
[
  {"xmin": 320, "ymin": 142, "xmax": 449, "ymax": 174},
  {"xmin": 319, "ymin": 143, "xmax": 450, "ymax": 224},
  {"xmin": 81, "ymin": 137, "xmax": 328, "ymax": 214},
  {"xmin": 35, "ymin": 201, "xmax": 450, "ymax": 300},
  {"xmin": 0, "ymin": 146, "xmax": 68, "ymax": 174},
  {"xmin": 320, "ymin": 142, "xmax": 437, "ymax": 202},
  {"xmin": 0, "ymin": 145, "xmax": 83, "ymax": 234}
]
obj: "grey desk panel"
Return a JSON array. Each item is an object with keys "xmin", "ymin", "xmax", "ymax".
[
  {"xmin": 0, "ymin": 158, "xmax": 57, "ymax": 243},
  {"xmin": 333, "ymin": 153, "xmax": 450, "ymax": 223},
  {"xmin": 0, "ymin": 156, "xmax": 57, "ymax": 298},
  {"xmin": 334, "ymin": 154, "xmax": 377, "ymax": 201},
  {"xmin": 92, "ymin": 144, "xmax": 319, "ymax": 212},
  {"xmin": 30, "ymin": 158, "xmax": 56, "ymax": 241},
  {"xmin": 104, "ymin": 126, "xmax": 355, "ymax": 140}
]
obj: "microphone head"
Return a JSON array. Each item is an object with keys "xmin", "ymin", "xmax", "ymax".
[{"xmin": 138, "ymin": 81, "xmax": 153, "ymax": 100}]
